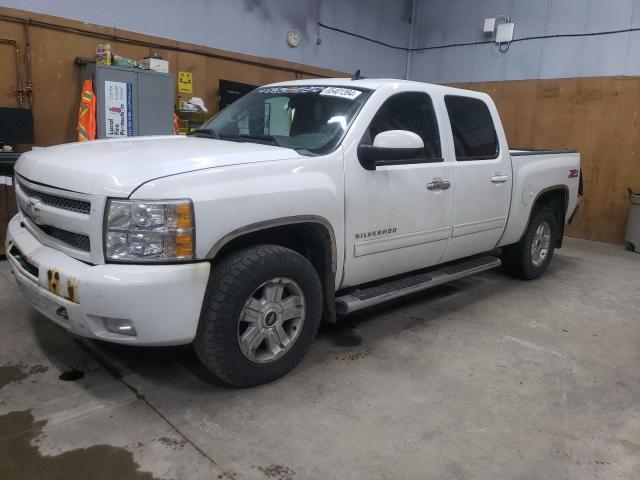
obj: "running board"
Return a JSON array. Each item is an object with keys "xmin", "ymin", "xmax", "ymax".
[{"xmin": 335, "ymin": 256, "xmax": 501, "ymax": 315}]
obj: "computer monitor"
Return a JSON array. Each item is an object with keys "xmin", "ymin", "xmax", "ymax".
[{"xmin": 0, "ymin": 107, "xmax": 35, "ymax": 144}]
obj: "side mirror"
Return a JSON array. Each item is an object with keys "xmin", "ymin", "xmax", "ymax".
[{"xmin": 358, "ymin": 130, "xmax": 424, "ymax": 170}]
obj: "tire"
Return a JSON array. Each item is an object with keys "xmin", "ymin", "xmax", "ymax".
[
  {"xmin": 193, "ymin": 244, "xmax": 323, "ymax": 387},
  {"xmin": 502, "ymin": 206, "xmax": 558, "ymax": 280}
]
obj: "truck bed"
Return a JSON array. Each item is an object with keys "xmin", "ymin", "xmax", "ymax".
[
  {"xmin": 510, "ymin": 148, "xmax": 578, "ymax": 156},
  {"xmin": 498, "ymin": 149, "xmax": 581, "ymax": 247}
]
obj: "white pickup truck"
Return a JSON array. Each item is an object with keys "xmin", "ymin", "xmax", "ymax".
[{"xmin": 6, "ymin": 78, "xmax": 581, "ymax": 386}]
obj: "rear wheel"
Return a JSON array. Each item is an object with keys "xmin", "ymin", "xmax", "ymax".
[
  {"xmin": 193, "ymin": 245, "xmax": 322, "ymax": 387},
  {"xmin": 502, "ymin": 206, "xmax": 558, "ymax": 280}
]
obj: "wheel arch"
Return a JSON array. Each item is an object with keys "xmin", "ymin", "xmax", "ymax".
[
  {"xmin": 206, "ymin": 216, "xmax": 338, "ymax": 323},
  {"xmin": 521, "ymin": 185, "xmax": 569, "ymax": 247}
]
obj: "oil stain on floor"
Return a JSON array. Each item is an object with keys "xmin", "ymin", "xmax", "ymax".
[
  {"xmin": 0, "ymin": 410, "xmax": 163, "ymax": 480},
  {"xmin": 0, "ymin": 363, "xmax": 48, "ymax": 390},
  {"xmin": 58, "ymin": 369, "xmax": 85, "ymax": 382}
]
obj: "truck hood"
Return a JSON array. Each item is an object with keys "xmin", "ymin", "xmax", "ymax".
[{"xmin": 15, "ymin": 135, "xmax": 301, "ymax": 197}]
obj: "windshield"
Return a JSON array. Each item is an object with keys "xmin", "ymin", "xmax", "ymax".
[{"xmin": 198, "ymin": 85, "xmax": 372, "ymax": 155}]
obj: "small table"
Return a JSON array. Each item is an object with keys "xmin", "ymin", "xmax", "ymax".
[{"xmin": 0, "ymin": 152, "xmax": 19, "ymax": 176}]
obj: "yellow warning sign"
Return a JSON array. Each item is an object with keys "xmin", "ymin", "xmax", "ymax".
[{"xmin": 178, "ymin": 71, "xmax": 193, "ymax": 94}]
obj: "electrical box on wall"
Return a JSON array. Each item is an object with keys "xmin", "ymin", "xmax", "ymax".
[
  {"xmin": 496, "ymin": 22, "xmax": 515, "ymax": 43},
  {"xmin": 483, "ymin": 18, "xmax": 496, "ymax": 34}
]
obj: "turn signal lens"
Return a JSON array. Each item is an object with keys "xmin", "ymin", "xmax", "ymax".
[
  {"xmin": 175, "ymin": 203, "xmax": 193, "ymax": 230},
  {"xmin": 105, "ymin": 199, "xmax": 195, "ymax": 262},
  {"xmin": 174, "ymin": 234, "xmax": 194, "ymax": 258}
]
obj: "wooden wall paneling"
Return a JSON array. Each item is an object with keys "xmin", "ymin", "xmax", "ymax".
[
  {"xmin": 198, "ymin": 55, "xmax": 297, "ymax": 115},
  {"xmin": 176, "ymin": 52, "xmax": 216, "ymax": 113},
  {"xmin": 29, "ymin": 25, "xmax": 99, "ymax": 146},
  {"xmin": 456, "ymin": 77, "xmax": 640, "ymax": 244},
  {"xmin": 0, "ymin": 20, "xmax": 25, "ymax": 107},
  {"xmin": 6, "ymin": 181, "xmax": 17, "ymax": 219}
]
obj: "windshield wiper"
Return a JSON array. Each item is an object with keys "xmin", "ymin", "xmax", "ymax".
[
  {"xmin": 220, "ymin": 134, "xmax": 280, "ymax": 146},
  {"xmin": 293, "ymin": 148, "xmax": 316, "ymax": 156},
  {"xmin": 189, "ymin": 128, "xmax": 219, "ymax": 139}
]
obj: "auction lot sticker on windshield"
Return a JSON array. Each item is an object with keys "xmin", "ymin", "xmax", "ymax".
[{"xmin": 320, "ymin": 87, "xmax": 362, "ymax": 100}]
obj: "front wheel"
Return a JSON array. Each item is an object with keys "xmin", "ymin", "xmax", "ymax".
[
  {"xmin": 502, "ymin": 206, "xmax": 558, "ymax": 280},
  {"xmin": 193, "ymin": 245, "xmax": 322, "ymax": 387}
]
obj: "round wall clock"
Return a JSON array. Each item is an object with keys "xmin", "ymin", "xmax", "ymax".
[{"xmin": 286, "ymin": 30, "xmax": 301, "ymax": 48}]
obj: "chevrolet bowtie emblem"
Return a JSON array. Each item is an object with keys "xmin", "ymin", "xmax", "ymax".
[{"xmin": 26, "ymin": 198, "xmax": 40, "ymax": 224}]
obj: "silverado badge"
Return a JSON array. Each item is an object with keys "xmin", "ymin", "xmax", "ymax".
[{"xmin": 355, "ymin": 227, "xmax": 397, "ymax": 240}]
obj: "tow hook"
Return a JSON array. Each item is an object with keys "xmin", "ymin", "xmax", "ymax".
[{"xmin": 56, "ymin": 307, "xmax": 69, "ymax": 320}]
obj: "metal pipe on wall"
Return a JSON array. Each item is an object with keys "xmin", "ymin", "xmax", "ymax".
[
  {"xmin": 0, "ymin": 37, "xmax": 24, "ymax": 106},
  {"xmin": 404, "ymin": 0, "xmax": 418, "ymax": 80},
  {"xmin": 23, "ymin": 21, "xmax": 33, "ymax": 107}
]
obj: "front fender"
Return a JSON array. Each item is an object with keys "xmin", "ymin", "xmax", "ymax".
[{"xmin": 131, "ymin": 153, "xmax": 345, "ymax": 284}]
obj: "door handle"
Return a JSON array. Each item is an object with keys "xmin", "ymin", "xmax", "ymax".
[
  {"xmin": 491, "ymin": 174, "xmax": 509, "ymax": 183},
  {"xmin": 427, "ymin": 178, "xmax": 452, "ymax": 191}
]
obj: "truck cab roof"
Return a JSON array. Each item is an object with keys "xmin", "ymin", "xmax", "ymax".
[{"xmin": 266, "ymin": 77, "xmax": 482, "ymax": 98}]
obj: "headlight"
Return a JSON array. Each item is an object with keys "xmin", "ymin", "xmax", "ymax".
[{"xmin": 104, "ymin": 199, "xmax": 195, "ymax": 262}]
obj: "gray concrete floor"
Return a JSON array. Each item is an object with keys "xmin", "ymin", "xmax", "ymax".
[{"xmin": 1, "ymin": 237, "xmax": 639, "ymax": 480}]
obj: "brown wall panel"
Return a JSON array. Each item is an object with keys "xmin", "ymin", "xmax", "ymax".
[
  {"xmin": 453, "ymin": 77, "xmax": 640, "ymax": 245},
  {"xmin": 0, "ymin": 20, "xmax": 25, "ymax": 107}
]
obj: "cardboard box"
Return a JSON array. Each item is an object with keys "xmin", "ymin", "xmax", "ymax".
[{"xmin": 142, "ymin": 58, "xmax": 169, "ymax": 73}]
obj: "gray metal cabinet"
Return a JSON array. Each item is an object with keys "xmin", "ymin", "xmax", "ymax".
[
  {"xmin": 81, "ymin": 63, "xmax": 174, "ymax": 139},
  {"xmin": 138, "ymin": 72, "xmax": 175, "ymax": 136}
]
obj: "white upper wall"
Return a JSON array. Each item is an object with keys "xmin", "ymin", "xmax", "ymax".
[
  {"xmin": 0, "ymin": 0, "xmax": 412, "ymax": 78},
  {"xmin": 409, "ymin": 0, "xmax": 640, "ymax": 83},
  {"xmin": 6, "ymin": 0, "xmax": 640, "ymax": 84}
]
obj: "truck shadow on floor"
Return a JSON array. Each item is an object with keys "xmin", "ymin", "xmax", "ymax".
[
  {"xmin": 309, "ymin": 273, "xmax": 506, "ymax": 362},
  {"xmin": 88, "ymin": 271, "xmax": 510, "ymax": 387},
  {"xmin": 27, "ymin": 265, "xmax": 547, "ymax": 390}
]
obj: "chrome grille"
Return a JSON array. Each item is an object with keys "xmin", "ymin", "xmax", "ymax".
[
  {"xmin": 39, "ymin": 225, "xmax": 91, "ymax": 252},
  {"xmin": 15, "ymin": 175, "xmax": 101, "ymax": 263},
  {"xmin": 18, "ymin": 180, "xmax": 91, "ymax": 215}
]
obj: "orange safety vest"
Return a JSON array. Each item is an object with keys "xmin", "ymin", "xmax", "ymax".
[
  {"xmin": 77, "ymin": 80, "xmax": 97, "ymax": 141},
  {"xmin": 173, "ymin": 112, "xmax": 180, "ymax": 135}
]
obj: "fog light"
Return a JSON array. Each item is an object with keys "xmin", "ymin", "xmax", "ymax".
[{"xmin": 103, "ymin": 317, "xmax": 137, "ymax": 337}]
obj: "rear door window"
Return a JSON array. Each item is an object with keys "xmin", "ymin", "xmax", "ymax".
[{"xmin": 445, "ymin": 96, "xmax": 499, "ymax": 161}]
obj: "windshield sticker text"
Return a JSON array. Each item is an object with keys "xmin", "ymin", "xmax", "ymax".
[
  {"xmin": 320, "ymin": 87, "xmax": 362, "ymax": 100},
  {"xmin": 258, "ymin": 86, "xmax": 324, "ymax": 95}
]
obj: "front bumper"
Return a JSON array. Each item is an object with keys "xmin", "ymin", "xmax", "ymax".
[{"xmin": 6, "ymin": 214, "xmax": 211, "ymax": 346}]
